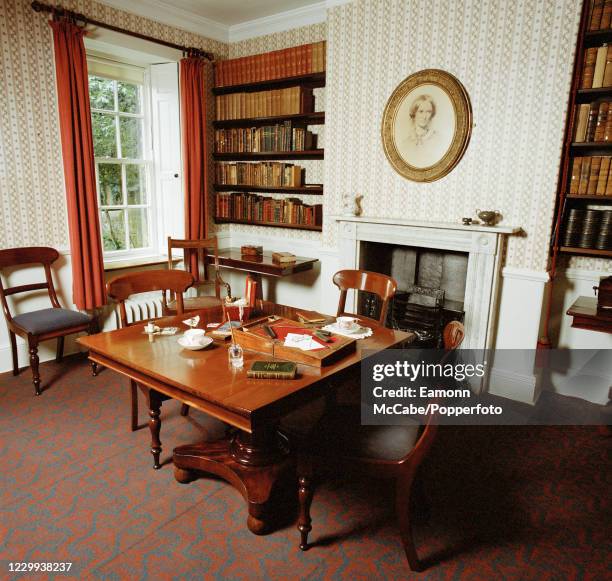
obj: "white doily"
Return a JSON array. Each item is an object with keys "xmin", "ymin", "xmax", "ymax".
[{"xmin": 322, "ymin": 323, "xmax": 373, "ymax": 340}]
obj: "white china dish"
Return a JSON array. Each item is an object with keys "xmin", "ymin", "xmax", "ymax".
[{"xmin": 178, "ymin": 336, "xmax": 213, "ymax": 350}]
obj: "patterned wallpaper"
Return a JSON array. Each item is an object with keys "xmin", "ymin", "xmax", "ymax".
[
  {"xmin": 0, "ymin": 0, "xmax": 227, "ymax": 249},
  {"xmin": 1, "ymin": 0, "xmax": 607, "ymax": 273},
  {"xmin": 324, "ymin": 0, "xmax": 591, "ymax": 272}
]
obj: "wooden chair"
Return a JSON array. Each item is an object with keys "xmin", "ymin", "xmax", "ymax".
[
  {"xmin": 106, "ymin": 269, "xmax": 194, "ymax": 469},
  {"xmin": 296, "ymin": 321, "xmax": 465, "ymax": 572},
  {"xmin": 166, "ymin": 237, "xmax": 232, "ymax": 314},
  {"xmin": 333, "ymin": 269, "xmax": 398, "ymax": 326},
  {"xmin": 0, "ymin": 247, "xmax": 96, "ymax": 396}
]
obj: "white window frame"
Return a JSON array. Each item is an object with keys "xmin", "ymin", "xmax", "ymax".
[{"xmin": 88, "ymin": 58, "xmax": 158, "ymax": 262}]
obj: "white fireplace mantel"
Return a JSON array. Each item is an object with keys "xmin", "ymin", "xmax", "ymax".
[{"xmin": 334, "ymin": 216, "xmax": 521, "ymax": 352}]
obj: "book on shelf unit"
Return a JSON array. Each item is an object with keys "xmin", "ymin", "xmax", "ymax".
[
  {"xmin": 214, "ymin": 41, "xmax": 325, "ymax": 87},
  {"xmin": 214, "ymin": 122, "xmax": 316, "ymax": 153},
  {"xmin": 570, "ymin": 156, "xmax": 612, "ymax": 195},
  {"xmin": 589, "ymin": 0, "xmax": 612, "ymax": 31},
  {"xmin": 213, "ymin": 42, "xmax": 326, "ymax": 231},
  {"xmin": 215, "ymin": 192, "xmax": 322, "ymax": 229}
]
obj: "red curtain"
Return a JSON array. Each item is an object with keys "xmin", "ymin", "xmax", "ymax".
[
  {"xmin": 50, "ymin": 18, "xmax": 106, "ymax": 310},
  {"xmin": 179, "ymin": 57, "xmax": 209, "ymax": 275}
]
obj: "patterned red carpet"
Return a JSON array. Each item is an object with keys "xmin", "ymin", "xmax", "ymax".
[{"xmin": 1, "ymin": 354, "xmax": 610, "ymax": 580}]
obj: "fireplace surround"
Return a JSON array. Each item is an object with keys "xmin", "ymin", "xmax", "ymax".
[{"xmin": 335, "ymin": 217, "xmax": 521, "ymax": 351}]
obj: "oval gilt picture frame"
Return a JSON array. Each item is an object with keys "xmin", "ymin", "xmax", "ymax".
[{"xmin": 381, "ymin": 69, "xmax": 472, "ymax": 182}]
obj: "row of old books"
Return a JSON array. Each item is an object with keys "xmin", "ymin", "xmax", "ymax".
[
  {"xmin": 215, "ymin": 193, "xmax": 322, "ymax": 226},
  {"xmin": 562, "ymin": 208, "xmax": 611, "ymax": 250},
  {"xmin": 573, "ymin": 99, "xmax": 612, "ymax": 141},
  {"xmin": 214, "ymin": 41, "xmax": 326, "ymax": 88},
  {"xmin": 569, "ymin": 156, "xmax": 612, "ymax": 195},
  {"xmin": 215, "ymin": 162, "xmax": 304, "ymax": 187},
  {"xmin": 588, "ymin": 0, "xmax": 612, "ymax": 31},
  {"xmin": 215, "ymin": 87, "xmax": 314, "ymax": 121},
  {"xmin": 581, "ymin": 44, "xmax": 612, "ymax": 89},
  {"xmin": 214, "ymin": 123, "xmax": 316, "ymax": 153}
]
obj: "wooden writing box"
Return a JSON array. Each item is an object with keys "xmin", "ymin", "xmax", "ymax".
[{"xmin": 234, "ymin": 316, "xmax": 356, "ymax": 367}]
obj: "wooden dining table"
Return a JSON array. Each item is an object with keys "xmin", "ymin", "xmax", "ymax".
[{"xmin": 78, "ymin": 302, "xmax": 411, "ymax": 534}]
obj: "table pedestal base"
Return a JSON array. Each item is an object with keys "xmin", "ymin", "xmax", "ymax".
[{"xmin": 173, "ymin": 430, "xmax": 293, "ymax": 535}]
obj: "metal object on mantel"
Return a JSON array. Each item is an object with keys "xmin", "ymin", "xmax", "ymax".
[{"xmin": 476, "ymin": 209, "xmax": 500, "ymax": 226}]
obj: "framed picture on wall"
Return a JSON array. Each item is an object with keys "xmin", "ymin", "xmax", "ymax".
[{"xmin": 381, "ymin": 69, "xmax": 472, "ymax": 182}]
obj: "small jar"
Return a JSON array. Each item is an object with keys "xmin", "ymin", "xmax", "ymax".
[{"xmin": 228, "ymin": 343, "xmax": 244, "ymax": 368}]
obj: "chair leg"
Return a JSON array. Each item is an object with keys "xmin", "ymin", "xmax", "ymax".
[
  {"xmin": 148, "ymin": 389, "xmax": 163, "ymax": 470},
  {"xmin": 28, "ymin": 338, "xmax": 41, "ymax": 396},
  {"xmin": 56, "ymin": 336, "xmax": 64, "ymax": 362},
  {"xmin": 9, "ymin": 331, "xmax": 18, "ymax": 375},
  {"xmin": 130, "ymin": 379, "xmax": 139, "ymax": 431},
  {"xmin": 396, "ymin": 474, "xmax": 422, "ymax": 572},
  {"xmin": 297, "ymin": 460, "xmax": 314, "ymax": 551},
  {"xmin": 180, "ymin": 403, "xmax": 190, "ymax": 417}
]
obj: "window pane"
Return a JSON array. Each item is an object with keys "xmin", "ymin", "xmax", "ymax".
[
  {"xmin": 127, "ymin": 208, "xmax": 149, "ymax": 249},
  {"xmin": 119, "ymin": 117, "xmax": 143, "ymax": 158},
  {"xmin": 118, "ymin": 82, "xmax": 141, "ymax": 114},
  {"xmin": 101, "ymin": 209, "xmax": 126, "ymax": 251},
  {"xmin": 89, "ymin": 76, "xmax": 114, "ymax": 110},
  {"xmin": 98, "ymin": 164, "xmax": 122, "ymax": 205},
  {"xmin": 92, "ymin": 112, "xmax": 117, "ymax": 157},
  {"xmin": 126, "ymin": 164, "xmax": 146, "ymax": 204}
]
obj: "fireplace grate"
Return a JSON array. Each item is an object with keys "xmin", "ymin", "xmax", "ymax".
[{"xmin": 388, "ymin": 285, "xmax": 445, "ymax": 347}]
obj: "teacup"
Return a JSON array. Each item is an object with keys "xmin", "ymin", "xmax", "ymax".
[
  {"xmin": 184, "ymin": 328, "xmax": 206, "ymax": 345},
  {"xmin": 336, "ymin": 316, "xmax": 359, "ymax": 331},
  {"xmin": 144, "ymin": 322, "xmax": 157, "ymax": 333}
]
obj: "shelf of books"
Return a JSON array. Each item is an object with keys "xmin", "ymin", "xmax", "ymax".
[
  {"xmin": 213, "ymin": 41, "xmax": 325, "ymax": 91},
  {"xmin": 213, "ymin": 41, "xmax": 326, "ymax": 232},
  {"xmin": 215, "ymin": 192, "xmax": 322, "ymax": 232}
]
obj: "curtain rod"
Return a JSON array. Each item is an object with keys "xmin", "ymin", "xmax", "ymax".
[{"xmin": 31, "ymin": 1, "xmax": 215, "ymax": 61}]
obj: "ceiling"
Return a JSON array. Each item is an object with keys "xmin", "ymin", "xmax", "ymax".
[
  {"xmin": 98, "ymin": 0, "xmax": 332, "ymax": 42},
  {"xmin": 163, "ymin": 0, "xmax": 324, "ymax": 26}
]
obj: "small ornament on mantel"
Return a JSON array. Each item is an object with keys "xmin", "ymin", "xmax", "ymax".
[{"xmin": 342, "ymin": 193, "xmax": 364, "ymax": 217}]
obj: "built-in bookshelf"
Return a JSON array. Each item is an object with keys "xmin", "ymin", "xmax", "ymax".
[
  {"xmin": 550, "ymin": 0, "xmax": 612, "ymax": 260},
  {"xmin": 213, "ymin": 42, "xmax": 325, "ymax": 232}
]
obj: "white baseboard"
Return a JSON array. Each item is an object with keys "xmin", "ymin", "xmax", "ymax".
[{"xmin": 488, "ymin": 365, "xmax": 540, "ymax": 405}]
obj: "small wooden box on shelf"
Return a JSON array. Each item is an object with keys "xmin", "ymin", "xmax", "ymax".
[
  {"xmin": 213, "ymin": 42, "xmax": 325, "ymax": 232},
  {"xmin": 551, "ymin": 0, "xmax": 612, "ymax": 260}
]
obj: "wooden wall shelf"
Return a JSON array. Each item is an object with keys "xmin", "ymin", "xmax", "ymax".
[
  {"xmin": 565, "ymin": 194, "xmax": 612, "ymax": 200},
  {"xmin": 558, "ymin": 246, "xmax": 612, "ymax": 257},
  {"xmin": 213, "ymin": 72, "xmax": 325, "ymax": 95},
  {"xmin": 214, "ymin": 112, "xmax": 324, "ymax": 128},
  {"xmin": 215, "ymin": 217, "xmax": 322, "ymax": 231},
  {"xmin": 214, "ymin": 184, "xmax": 323, "ymax": 195}
]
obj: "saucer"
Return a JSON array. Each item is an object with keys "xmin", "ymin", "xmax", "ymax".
[{"xmin": 178, "ymin": 336, "xmax": 213, "ymax": 351}]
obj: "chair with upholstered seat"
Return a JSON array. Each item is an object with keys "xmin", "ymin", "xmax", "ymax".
[
  {"xmin": 333, "ymin": 269, "xmax": 397, "ymax": 326},
  {"xmin": 107, "ymin": 269, "xmax": 195, "ymax": 469},
  {"xmin": 0, "ymin": 247, "xmax": 96, "ymax": 396},
  {"xmin": 165, "ymin": 237, "xmax": 232, "ymax": 314},
  {"xmin": 296, "ymin": 320, "xmax": 465, "ymax": 572}
]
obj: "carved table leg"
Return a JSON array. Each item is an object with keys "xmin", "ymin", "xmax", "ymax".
[
  {"xmin": 28, "ymin": 338, "xmax": 41, "ymax": 396},
  {"xmin": 297, "ymin": 459, "xmax": 313, "ymax": 551},
  {"xmin": 91, "ymin": 362, "xmax": 99, "ymax": 377},
  {"xmin": 173, "ymin": 425, "xmax": 293, "ymax": 535},
  {"xmin": 148, "ymin": 389, "xmax": 163, "ymax": 469}
]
